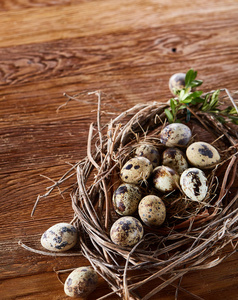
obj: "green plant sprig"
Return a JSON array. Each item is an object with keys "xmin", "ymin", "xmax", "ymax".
[{"xmin": 165, "ymin": 69, "xmax": 238, "ymax": 125}]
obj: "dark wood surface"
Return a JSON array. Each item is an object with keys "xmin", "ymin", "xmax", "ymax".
[{"xmin": 1, "ymin": 1, "xmax": 238, "ymax": 299}]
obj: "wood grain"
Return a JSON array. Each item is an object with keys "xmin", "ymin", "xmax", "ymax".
[{"xmin": 0, "ymin": 0, "xmax": 238, "ymax": 299}]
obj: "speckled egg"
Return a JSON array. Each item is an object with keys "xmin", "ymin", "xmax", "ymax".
[
  {"xmin": 162, "ymin": 148, "xmax": 188, "ymax": 174},
  {"xmin": 110, "ymin": 216, "xmax": 144, "ymax": 247},
  {"xmin": 112, "ymin": 183, "xmax": 142, "ymax": 216},
  {"xmin": 186, "ymin": 141, "xmax": 220, "ymax": 169},
  {"xmin": 135, "ymin": 144, "xmax": 160, "ymax": 167},
  {"xmin": 169, "ymin": 73, "xmax": 186, "ymax": 95},
  {"xmin": 160, "ymin": 123, "xmax": 192, "ymax": 147},
  {"xmin": 180, "ymin": 168, "xmax": 208, "ymax": 201},
  {"xmin": 138, "ymin": 195, "xmax": 166, "ymax": 227},
  {"xmin": 153, "ymin": 165, "xmax": 179, "ymax": 193},
  {"xmin": 120, "ymin": 157, "xmax": 153, "ymax": 184},
  {"xmin": 64, "ymin": 266, "xmax": 98, "ymax": 298},
  {"xmin": 41, "ymin": 223, "xmax": 77, "ymax": 252}
]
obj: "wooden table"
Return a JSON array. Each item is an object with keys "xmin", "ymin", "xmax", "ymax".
[{"xmin": 1, "ymin": 1, "xmax": 238, "ymax": 299}]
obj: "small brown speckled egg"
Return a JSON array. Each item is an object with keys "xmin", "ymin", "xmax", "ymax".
[
  {"xmin": 160, "ymin": 123, "xmax": 192, "ymax": 147},
  {"xmin": 153, "ymin": 165, "xmax": 179, "ymax": 193},
  {"xmin": 120, "ymin": 157, "xmax": 153, "ymax": 184},
  {"xmin": 64, "ymin": 266, "xmax": 98, "ymax": 298},
  {"xmin": 41, "ymin": 223, "xmax": 77, "ymax": 252},
  {"xmin": 138, "ymin": 195, "xmax": 166, "ymax": 227},
  {"xmin": 169, "ymin": 73, "xmax": 186, "ymax": 95},
  {"xmin": 110, "ymin": 216, "xmax": 144, "ymax": 247},
  {"xmin": 186, "ymin": 141, "xmax": 220, "ymax": 169},
  {"xmin": 162, "ymin": 148, "xmax": 188, "ymax": 174},
  {"xmin": 135, "ymin": 144, "xmax": 160, "ymax": 167},
  {"xmin": 112, "ymin": 183, "xmax": 142, "ymax": 216},
  {"xmin": 180, "ymin": 168, "xmax": 208, "ymax": 201}
]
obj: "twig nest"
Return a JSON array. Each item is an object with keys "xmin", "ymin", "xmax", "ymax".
[
  {"xmin": 135, "ymin": 144, "xmax": 160, "ymax": 167},
  {"xmin": 169, "ymin": 73, "xmax": 186, "ymax": 95},
  {"xmin": 112, "ymin": 183, "xmax": 142, "ymax": 216},
  {"xmin": 110, "ymin": 216, "xmax": 144, "ymax": 247},
  {"xmin": 162, "ymin": 148, "xmax": 188, "ymax": 174},
  {"xmin": 120, "ymin": 157, "xmax": 153, "ymax": 184},
  {"xmin": 40, "ymin": 223, "xmax": 77, "ymax": 252},
  {"xmin": 160, "ymin": 123, "xmax": 192, "ymax": 147},
  {"xmin": 152, "ymin": 165, "xmax": 179, "ymax": 193},
  {"xmin": 180, "ymin": 168, "xmax": 208, "ymax": 201},
  {"xmin": 186, "ymin": 142, "xmax": 221, "ymax": 169},
  {"xmin": 64, "ymin": 266, "xmax": 98, "ymax": 298},
  {"xmin": 138, "ymin": 195, "xmax": 166, "ymax": 227}
]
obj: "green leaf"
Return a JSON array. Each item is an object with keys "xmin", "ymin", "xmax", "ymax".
[
  {"xmin": 164, "ymin": 108, "xmax": 174, "ymax": 123},
  {"xmin": 190, "ymin": 91, "xmax": 203, "ymax": 98},
  {"xmin": 229, "ymin": 107, "xmax": 238, "ymax": 115},
  {"xmin": 190, "ymin": 79, "xmax": 203, "ymax": 88},
  {"xmin": 210, "ymin": 90, "xmax": 220, "ymax": 108},
  {"xmin": 185, "ymin": 69, "xmax": 197, "ymax": 88},
  {"xmin": 170, "ymin": 98, "xmax": 177, "ymax": 116},
  {"xmin": 178, "ymin": 104, "xmax": 187, "ymax": 110},
  {"xmin": 191, "ymin": 97, "xmax": 204, "ymax": 105}
]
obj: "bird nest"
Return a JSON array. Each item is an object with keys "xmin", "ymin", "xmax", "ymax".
[{"xmin": 20, "ymin": 88, "xmax": 238, "ymax": 300}]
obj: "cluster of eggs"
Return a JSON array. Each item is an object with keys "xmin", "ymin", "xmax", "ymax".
[{"xmin": 110, "ymin": 122, "xmax": 221, "ymax": 247}]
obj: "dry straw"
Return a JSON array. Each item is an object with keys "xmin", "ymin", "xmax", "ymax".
[{"xmin": 20, "ymin": 90, "xmax": 238, "ymax": 300}]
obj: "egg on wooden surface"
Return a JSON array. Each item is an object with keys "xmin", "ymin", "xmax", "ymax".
[
  {"xmin": 152, "ymin": 165, "xmax": 179, "ymax": 193},
  {"xmin": 180, "ymin": 168, "xmax": 208, "ymax": 201},
  {"xmin": 186, "ymin": 141, "xmax": 221, "ymax": 169},
  {"xmin": 110, "ymin": 216, "xmax": 144, "ymax": 247},
  {"xmin": 162, "ymin": 148, "xmax": 188, "ymax": 174},
  {"xmin": 120, "ymin": 157, "xmax": 153, "ymax": 184},
  {"xmin": 41, "ymin": 223, "xmax": 77, "ymax": 252},
  {"xmin": 160, "ymin": 123, "xmax": 192, "ymax": 147},
  {"xmin": 112, "ymin": 183, "xmax": 142, "ymax": 216},
  {"xmin": 138, "ymin": 195, "xmax": 166, "ymax": 227},
  {"xmin": 169, "ymin": 73, "xmax": 186, "ymax": 95},
  {"xmin": 64, "ymin": 266, "xmax": 98, "ymax": 298},
  {"xmin": 135, "ymin": 143, "xmax": 160, "ymax": 167}
]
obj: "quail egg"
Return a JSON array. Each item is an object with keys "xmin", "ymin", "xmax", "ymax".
[
  {"xmin": 135, "ymin": 143, "xmax": 160, "ymax": 167},
  {"xmin": 110, "ymin": 216, "xmax": 144, "ymax": 247},
  {"xmin": 120, "ymin": 157, "xmax": 153, "ymax": 184},
  {"xmin": 169, "ymin": 73, "xmax": 186, "ymax": 95},
  {"xmin": 112, "ymin": 183, "xmax": 142, "ymax": 216},
  {"xmin": 41, "ymin": 223, "xmax": 77, "ymax": 252},
  {"xmin": 138, "ymin": 195, "xmax": 166, "ymax": 227},
  {"xmin": 160, "ymin": 123, "xmax": 192, "ymax": 147},
  {"xmin": 153, "ymin": 165, "xmax": 179, "ymax": 193},
  {"xmin": 180, "ymin": 168, "xmax": 208, "ymax": 201},
  {"xmin": 64, "ymin": 266, "xmax": 98, "ymax": 298},
  {"xmin": 186, "ymin": 141, "xmax": 220, "ymax": 169},
  {"xmin": 162, "ymin": 148, "xmax": 188, "ymax": 174}
]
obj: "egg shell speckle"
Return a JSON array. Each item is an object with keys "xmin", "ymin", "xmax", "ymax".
[
  {"xmin": 113, "ymin": 183, "xmax": 142, "ymax": 216},
  {"xmin": 64, "ymin": 266, "xmax": 98, "ymax": 298},
  {"xmin": 110, "ymin": 216, "xmax": 144, "ymax": 247},
  {"xmin": 169, "ymin": 73, "xmax": 186, "ymax": 95},
  {"xmin": 153, "ymin": 165, "xmax": 179, "ymax": 193},
  {"xmin": 180, "ymin": 168, "xmax": 208, "ymax": 201},
  {"xmin": 120, "ymin": 157, "xmax": 153, "ymax": 184},
  {"xmin": 41, "ymin": 223, "xmax": 77, "ymax": 252},
  {"xmin": 138, "ymin": 195, "xmax": 166, "ymax": 227},
  {"xmin": 162, "ymin": 148, "xmax": 188, "ymax": 174},
  {"xmin": 160, "ymin": 123, "xmax": 192, "ymax": 147},
  {"xmin": 135, "ymin": 144, "xmax": 160, "ymax": 167},
  {"xmin": 186, "ymin": 141, "xmax": 220, "ymax": 169}
]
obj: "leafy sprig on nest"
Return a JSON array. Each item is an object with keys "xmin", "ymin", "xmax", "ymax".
[{"xmin": 165, "ymin": 69, "xmax": 238, "ymax": 124}]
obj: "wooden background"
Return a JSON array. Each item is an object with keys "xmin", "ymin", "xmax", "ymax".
[{"xmin": 0, "ymin": 0, "xmax": 238, "ymax": 299}]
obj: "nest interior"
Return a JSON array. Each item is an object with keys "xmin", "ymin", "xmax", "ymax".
[{"xmin": 26, "ymin": 91, "xmax": 238, "ymax": 300}]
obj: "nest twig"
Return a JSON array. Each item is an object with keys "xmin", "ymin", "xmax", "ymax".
[{"xmin": 21, "ymin": 90, "xmax": 238, "ymax": 300}]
